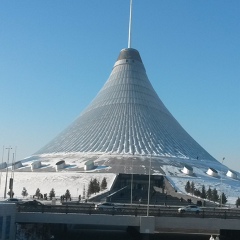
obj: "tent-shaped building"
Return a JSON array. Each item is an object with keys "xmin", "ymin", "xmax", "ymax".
[
  {"xmin": 14, "ymin": 2, "xmax": 240, "ymax": 209},
  {"xmin": 33, "ymin": 48, "xmax": 217, "ymax": 171}
]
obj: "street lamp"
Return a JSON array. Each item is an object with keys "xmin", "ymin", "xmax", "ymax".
[
  {"xmin": 130, "ymin": 165, "xmax": 133, "ymax": 205},
  {"xmin": 130, "ymin": 126, "xmax": 135, "ymax": 205},
  {"xmin": 147, "ymin": 133, "xmax": 152, "ymax": 216},
  {"xmin": 0, "ymin": 146, "xmax": 4, "ymax": 191},
  {"xmin": 130, "ymin": 140, "xmax": 135, "ymax": 205},
  {"xmin": 4, "ymin": 147, "xmax": 12, "ymax": 199},
  {"xmin": 220, "ymin": 157, "xmax": 225, "ymax": 207},
  {"xmin": 9, "ymin": 152, "xmax": 15, "ymax": 198}
]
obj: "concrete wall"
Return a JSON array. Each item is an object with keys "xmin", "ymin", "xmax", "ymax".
[
  {"xmin": 31, "ymin": 161, "xmax": 41, "ymax": 171},
  {"xmin": 0, "ymin": 204, "xmax": 16, "ymax": 240},
  {"xmin": 155, "ymin": 217, "xmax": 240, "ymax": 234},
  {"xmin": 16, "ymin": 212, "xmax": 140, "ymax": 227},
  {"xmin": 55, "ymin": 161, "xmax": 65, "ymax": 171},
  {"xmin": 84, "ymin": 161, "xmax": 94, "ymax": 171},
  {"xmin": 15, "ymin": 212, "xmax": 240, "ymax": 236},
  {"xmin": 16, "ymin": 213, "xmax": 156, "ymax": 234}
]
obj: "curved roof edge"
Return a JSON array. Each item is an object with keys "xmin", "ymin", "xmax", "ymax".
[{"xmin": 117, "ymin": 48, "xmax": 142, "ymax": 63}]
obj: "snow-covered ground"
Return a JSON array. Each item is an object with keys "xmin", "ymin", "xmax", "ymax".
[
  {"xmin": 0, "ymin": 171, "xmax": 116, "ymax": 200},
  {"xmin": 0, "ymin": 153, "xmax": 239, "ymax": 205},
  {"xmin": 0, "ymin": 154, "xmax": 116, "ymax": 200},
  {"xmin": 160, "ymin": 157, "xmax": 240, "ymax": 206},
  {"xmin": 162, "ymin": 165, "xmax": 240, "ymax": 206}
]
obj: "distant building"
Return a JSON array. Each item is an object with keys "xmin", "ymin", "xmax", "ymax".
[
  {"xmin": 31, "ymin": 161, "xmax": 41, "ymax": 171},
  {"xmin": 226, "ymin": 169, "xmax": 238, "ymax": 179},
  {"xmin": 0, "ymin": 162, "xmax": 7, "ymax": 170},
  {"xmin": 182, "ymin": 165, "xmax": 193, "ymax": 175},
  {"xmin": 9, "ymin": 3, "xmax": 240, "ymax": 210},
  {"xmin": 207, "ymin": 167, "xmax": 218, "ymax": 177},
  {"xmin": 55, "ymin": 160, "xmax": 65, "ymax": 171},
  {"xmin": 84, "ymin": 160, "xmax": 95, "ymax": 171},
  {"xmin": 13, "ymin": 161, "xmax": 23, "ymax": 170},
  {"xmin": 0, "ymin": 204, "xmax": 16, "ymax": 239},
  {"xmin": 33, "ymin": 48, "xmax": 217, "ymax": 174}
]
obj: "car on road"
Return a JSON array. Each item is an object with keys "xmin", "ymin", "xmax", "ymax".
[
  {"xmin": 178, "ymin": 205, "xmax": 202, "ymax": 214},
  {"xmin": 18, "ymin": 200, "xmax": 44, "ymax": 207},
  {"xmin": 95, "ymin": 202, "xmax": 123, "ymax": 211},
  {"xmin": 17, "ymin": 200, "xmax": 52, "ymax": 213},
  {"xmin": 0, "ymin": 198, "xmax": 21, "ymax": 204},
  {"xmin": 4, "ymin": 198, "xmax": 21, "ymax": 203}
]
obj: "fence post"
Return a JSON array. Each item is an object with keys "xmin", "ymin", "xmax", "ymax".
[
  {"xmin": 135, "ymin": 208, "xmax": 138, "ymax": 217},
  {"xmin": 88, "ymin": 206, "xmax": 92, "ymax": 215},
  {"xmin": 65, "ymin": 205, "xmax": 68, "ymax": 214},
  {"xmin": 112, "ymin": 207, "xmax": 115, "ymax": 216},
  {"xmin": 158, "ymin": 208, "xmax": 161, "ymax": 217}
]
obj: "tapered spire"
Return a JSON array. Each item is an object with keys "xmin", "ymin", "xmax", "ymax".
[{"xmin": 128, "ymin": 0, "xmax": 133, "ymax": 48}]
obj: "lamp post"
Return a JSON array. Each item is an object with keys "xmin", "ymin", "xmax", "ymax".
[
  {"xmin": 131, "ymin": 160, "xmax": 133, "ymax": 205},
  {"xmin": 9, "ymin": 152, "xmax": 15, "ymax": 198},
  {"xmin": 4, "ymin": 147, "xmax": 12, "ymax": 199},
  {"xmin": 0, "ymin": 146, "xmax": 4, "ymax": 191},
  {"xmin": 220, "ymin": 157, "xmax": 225, "ymax": 207},
  {"xmin": 147, "ymin": 133, "xmax": 152, "ymax": 216},
  {"xmin": 130, "ymin": 141, "xmax": 135, "ymax": 205}
]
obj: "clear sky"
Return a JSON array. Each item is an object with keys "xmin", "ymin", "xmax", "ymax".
[{"xmin": 1, "ymin": 1, "xmax": 239, "ymax": 171}]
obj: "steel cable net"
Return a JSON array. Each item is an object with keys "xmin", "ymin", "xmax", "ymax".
[{"xmin": 36, "ymin": 48, "xmax": 216, "ymax": 162}]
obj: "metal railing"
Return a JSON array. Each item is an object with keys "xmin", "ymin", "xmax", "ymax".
[{"xmin": 16, "ymin": 204, "xmax": 240, "ymax": 220}]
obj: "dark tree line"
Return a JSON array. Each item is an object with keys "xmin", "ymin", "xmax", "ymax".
[
  {"xmin": 19, "ymin": 177, "xmax": 108, "ymax": 201},
  {"xmin": 21, "ymin": 187, "xmax": 28, "ymax": 197},
  {"xmin": 87, "ymin": 177, "xmax": 108, "ymax": 197},
  {"xmin": 185, "ymin": 181, "xmax": 227, "ymax": 204},
  {"xmin": 49, "ymin": 188, "xmax": 55, "ymax": 200},
  {"xmin": 236, "ymin": 197, "xmax": 240, "ymax": 207}
]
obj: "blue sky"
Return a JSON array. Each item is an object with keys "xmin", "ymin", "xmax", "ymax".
[{"xmin": 1, "ymin": 1, "xmax": 239, "ymax": 171}]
